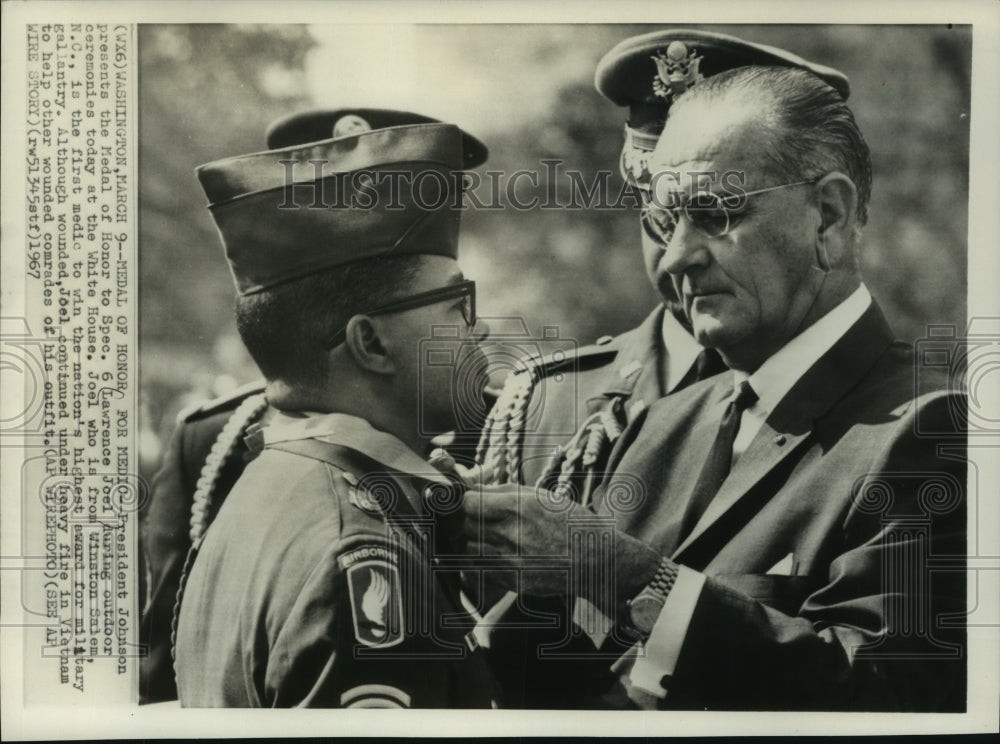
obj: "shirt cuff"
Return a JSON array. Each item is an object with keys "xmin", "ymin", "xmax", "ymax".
[
  {"xmin": 628, "ymin": 565, "xmax": 706, "ymax": 698},
  {"xmin": 572, "ymin": 596, "xmax": 615, "ymax": 649}
]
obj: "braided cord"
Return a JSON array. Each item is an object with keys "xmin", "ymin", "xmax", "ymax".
[
  {"xmin": 580, "ymin": 423, "xmax": 607, "ymax": 470},
  {"xmin": 477, "ymin": 365, "xmax": 538, "ymax": 485},
  {"xmin": 187, "ymin": 393, "xmax": 268, "ymax": 542},
  {"xmin": 169, "ymin": 392, "xmax": 267, "ymax": 672},
  {"xmin": 540, "ymin": 410, "xmax": 600, "ymax": 488}
]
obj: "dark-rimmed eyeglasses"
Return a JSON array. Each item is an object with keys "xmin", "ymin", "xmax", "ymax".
[
  {"xmin": 328, "ymin": 279, "xmax": 476, "ymax": 348},
  {"xmin": 640, "ymin": 179, "xmax": 818, "ymax": 243}
]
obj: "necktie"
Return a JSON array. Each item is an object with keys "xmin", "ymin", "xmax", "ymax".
[{"xmin": 676, "ymin": 380, "xmax": 758, "ymax": 543}]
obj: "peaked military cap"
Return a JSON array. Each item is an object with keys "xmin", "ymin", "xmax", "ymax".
[
  {"xmin": 594, "ymin": 29, "xmax": 850, "ymax": 184},
  {"xmin": 197, "ymin": 110, "xmax": 487, "ymax": 295}
]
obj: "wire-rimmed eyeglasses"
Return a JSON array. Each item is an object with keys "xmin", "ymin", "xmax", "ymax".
[{"xmin": 640, "ymin": 179, "xmax": 819, "ymax": 243}]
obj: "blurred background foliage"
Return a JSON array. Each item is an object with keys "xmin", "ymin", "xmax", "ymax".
[{"xmin": 138, "ymin": 23, "xmax": 970, "ymax": 478}]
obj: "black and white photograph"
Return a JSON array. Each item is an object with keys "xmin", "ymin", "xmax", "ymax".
[{"xmin": 1, "ymin": 1, "xmax": 998, "ymax": 739}]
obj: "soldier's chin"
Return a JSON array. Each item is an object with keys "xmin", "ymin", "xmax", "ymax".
[
  {"xmin": 453, "ymin": 389, "xmax": 488, "ymax": 435},
  {"xmin": 450, "ymin": 370, "xmax": 490, "ymax": 431}
]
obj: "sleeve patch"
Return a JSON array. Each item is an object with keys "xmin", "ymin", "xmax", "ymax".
[{"xmin": 345, "ymin": 559, "xmax": 403, "ymax": 648}]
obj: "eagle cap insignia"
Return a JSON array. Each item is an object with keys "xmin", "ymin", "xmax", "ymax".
[
  {"xmin": 651, "ymin": 41, "xmax": 704, "ymax": 100},
  {"xmin": 346, "ymin": 560, "xmax": 403, "ymax": 647}
]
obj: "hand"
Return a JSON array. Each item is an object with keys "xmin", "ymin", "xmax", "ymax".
[
  {"xmin": 428, "ymin": 447, "xmax": 481, "ymax": 488},
  {"xmin": 461, "ymin": 483, "xmax": 661, "ymax": 616}
]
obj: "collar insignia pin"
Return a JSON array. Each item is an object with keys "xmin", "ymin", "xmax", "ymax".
[
  {"xmin": 349, "ymin": 486, "xmax": 382, "ymax": 514},
  {"xmin": 344, "ymin": 472, "xmax": 381, "ymax": 514}
]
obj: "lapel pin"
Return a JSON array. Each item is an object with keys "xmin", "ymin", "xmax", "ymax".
[{"xmin": 773, "ymin": 434, "xmax": 787, "ymax": 446}]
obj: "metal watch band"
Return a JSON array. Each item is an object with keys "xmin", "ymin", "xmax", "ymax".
[
  {"xmin": 647, "ymin": 556, "xmax": 679, "ymax": 599},
  {"xmin": 622, "ymin": 556, "xmax": 679, "ymax": 643}
]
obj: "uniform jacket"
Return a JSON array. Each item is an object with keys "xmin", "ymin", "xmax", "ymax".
[
  {"xmin": 480, "ymin": 305, "xmax": 707, "ymax": 494},
  {"xmin": 518, "ymin": 305, "xmax": 671, "ymax": 486},
  {"xmin": 142, "ymin": 379, "xmax": 495, "ymax": 703},
  {"xmin": 477, "ymin": 306, "xmax": 715, "ymax": 707},
  {"xmin": 140, "ymin": 382, "xmax": 266, "ymax": 703},
  {"xmin": 174, "ymin": 414, "xmax": 500, "ymax": 708},
  {"xmin": 594, "ymin": 302, "xmax": 967, "ymax": 710}
]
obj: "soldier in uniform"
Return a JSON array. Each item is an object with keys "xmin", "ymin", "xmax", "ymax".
[
  {"xmin": 169, "ymin": 113, "xmax": 501, "ymax": 707},
  {"xmin": 140, "ymin": 378, "xmax": 266, "ymax": 703},
  {"xmin": 138, "ymin": 109, "xmax": 490, "ymax": 703},
  {"xmin": 468, "ymin": 30, "xmax": 851, "ymax": 708}
]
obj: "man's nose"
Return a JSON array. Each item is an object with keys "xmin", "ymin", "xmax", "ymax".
[{"xmin": 661, "ymin": 213, "xmax": 712, "ymax": 277}]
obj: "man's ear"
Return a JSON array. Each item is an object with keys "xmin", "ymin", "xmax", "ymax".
[
  {"xmin": 343, "ymin": 315, "xmax": 396, "ymax": 375},
  {"xmin": 814, "ymin": 172, "xmax": 858, "ymax": 264}
]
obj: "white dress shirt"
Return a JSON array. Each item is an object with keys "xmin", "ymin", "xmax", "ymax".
[
  {"xmin": 732, "ymin": 283, "xmax": 873, "ymax": 464},
  {"xmin": 628, "ymin": 283, "xmax": 873, "ymax": 700}
]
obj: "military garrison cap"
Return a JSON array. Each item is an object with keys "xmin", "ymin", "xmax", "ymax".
[
  {"xmin": 594, "ymin": 29, "xmax": 850, "ymax": 184},
  {"xmin": 266, "ymin": 108, "xmax": 489, "ymax": 168},
  {"xmin": 197, "ymin": 110, "xmax": 487, "ymax": 295}
]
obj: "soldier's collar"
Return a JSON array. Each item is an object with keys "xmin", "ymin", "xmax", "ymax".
[
  {"xmin": 597, "ymin": 305, "xmax": 668, "ymax": 398},
  {"xmin": 258, "ymin": 410, "xmax": 452, "ymax": 486}
]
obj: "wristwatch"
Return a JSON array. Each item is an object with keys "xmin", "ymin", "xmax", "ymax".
[{"xmin": 624, "ymin": 557, "xmax": 678, "ymax": 642}]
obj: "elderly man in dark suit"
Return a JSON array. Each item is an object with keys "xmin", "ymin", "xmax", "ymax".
[{"xmin": 463, "ymin": 64, "xmax": 966, "ymax": 711}]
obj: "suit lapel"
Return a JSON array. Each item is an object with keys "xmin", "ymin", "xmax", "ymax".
[{"xmin": 672, "ymin": 302, "xmax": 896, "ymax": 558}]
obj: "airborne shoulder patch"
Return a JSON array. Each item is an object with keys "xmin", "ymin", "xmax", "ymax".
[{"xmin": 343, "ymin": 551, "xmax": 403, "ymax": 648}]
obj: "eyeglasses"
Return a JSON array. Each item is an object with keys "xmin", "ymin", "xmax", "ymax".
[
  {"xmin": 640, "ymin": 179, "xmax": 818, "ymax": 243},
  {"xmin": 328, "ymin": 279, "xmax": 476, "ymax": 348}
]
